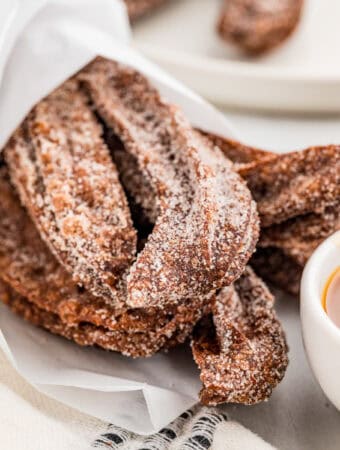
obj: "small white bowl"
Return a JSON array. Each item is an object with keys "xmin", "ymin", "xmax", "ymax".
[{"xmin": 301, "ymin": 230, "xmax": 340, "ymax": 410}]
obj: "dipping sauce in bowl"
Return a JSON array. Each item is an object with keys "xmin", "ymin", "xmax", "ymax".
[
  {"xmin": 323, "ymin": 267, "xmax": 340, "ymax": 328},
  {"xmin": 301, "ymin": 231, "xmax": 340, "ymax": 411}
]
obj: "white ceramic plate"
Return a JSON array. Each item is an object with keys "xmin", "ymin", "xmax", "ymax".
[{"xmin": 133, "ymin": 0, "xmax": 340, "ymax": 112}]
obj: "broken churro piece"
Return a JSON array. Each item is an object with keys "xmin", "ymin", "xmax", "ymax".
[
  {"xmin": 218, "ymin": 0, "xmax": 304, "ymax": 55},
  {"xmin": 192, "ymin": 267, "xmax": 288, "ymax": 405}
]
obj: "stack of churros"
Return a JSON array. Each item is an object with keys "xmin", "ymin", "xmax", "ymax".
[{"xmin": 6, "ymin": 56, "xmax": 333, "ymax": 407}]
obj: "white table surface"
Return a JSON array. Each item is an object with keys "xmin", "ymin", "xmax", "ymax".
[{"xmin": 219, "ymin": 109, "xmax": 340, "ymax": 450}]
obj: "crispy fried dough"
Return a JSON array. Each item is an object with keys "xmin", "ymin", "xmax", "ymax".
[
  {"xmin": 204, "ymin": 135, "xmax": 339, "ymax": 229},
  {"xmin": 217, "ymin": 0, "xmax": 303, "ymax": 55},
  {"xmin": 4, "ymin": 58, "xmax": 259, "ymax": 310},
  {"xmin": 259, "ymin": 203, "xmax": 340, "ymax": 266},
  {"xmin": 4, "ymin": 79, "xmax": 137, "ymax": 304},
  {"xmin": 204, "ymin": 134, "xmax": 339, "ymax": 296},
  {"xmin": 192, "ymin": 267, "xmax": 288, "ymax": 405},
  {"xmin": 103, "ymin": 129, "xmax": 158, "ymax": 226},
  {"xmin": 240, "ymin": 146, "xmax": 340, "ymax": 227},
  {"xmin": 0, "ymin": 167, "xmax": 211, "ymax": 338},
  {"xmin": 251, "ymin": 203, "xmax": 340, "ymax": 296},
  {"xmin": 0, "ymin": 279, "xmax": 198, "ymax": 357},
  {"xmin": 79, "ymin": 57, "xmax": 259, "ymax": 308},
  {"xmin": 202, "ymin": 131, "xmax": 275, "ymax": 172},
  {"xmin": 251, "ymin": 247, "xmax": 302, "ymax": 296},
  {"xmin": 204, "ymin": 134, "xmax": 339, "ymax": 243}
]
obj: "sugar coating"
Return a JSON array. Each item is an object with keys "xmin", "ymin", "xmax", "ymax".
[
  {"xmin": 79, "ymin": 57, "xmax": 259, "ymax": 308},
  {"xmin": 241, "ymin": 145, "xmax": 340, "ymax": 227},
  {"xmin": 192, "ymin": 267, "xmax": 288, "ymax": 405},
  {"xmin": 202, "ymin": 131, "xmax": 275, "ymax": 172},
  {"xmin": 1, "ymin": 280, "xmax": 206, "ymax": 358},
  {"xmin": 0, "ymin": 168, "xmax": 211, "ymax": 356},
  {"xmin": 251, "ymin": 247, "xmax": 302, "ymax": 297},
  {"xmin": 3, "ymin": 56, "xmax": 334, "ymax": 406},
  {"xmin": 218, "ymin": 0, "xmax": 303, "ymax": 55},
  {"xmin": 207, "ymin": 135, "xmax": 340, "ymax": 296},
  {"xmin": 259, "ymin": 202, "xmax": 340, "ymax": 266},
  {"xmin": 5, "ymin": 80, "xmax": 137, "ymax": 303}
]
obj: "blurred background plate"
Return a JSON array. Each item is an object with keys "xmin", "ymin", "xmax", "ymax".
[{"xmin": 133, "ymin": 0, "xmax": 340, "ymax": 113}]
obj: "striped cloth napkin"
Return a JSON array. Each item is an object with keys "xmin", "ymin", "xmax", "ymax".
[{"xmin": 0, "ymin": 350, "xmax": 275, "ymax": 450}]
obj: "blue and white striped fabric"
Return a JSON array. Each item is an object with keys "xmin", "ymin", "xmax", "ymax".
[
  {"xmin": 92, "ymin": 405, "xmax": 227, "ymax": 450},
  {"xmin": 0, "ymin": 349, "xmax": 276, "ymax": 450}
]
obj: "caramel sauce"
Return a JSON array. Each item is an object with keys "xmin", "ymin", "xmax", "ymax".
[{"xmin": 322, "ymin": 267, "xmax": 340, "ymax": 328}]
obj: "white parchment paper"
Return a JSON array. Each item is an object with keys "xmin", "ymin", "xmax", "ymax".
[{"xmin": 0, "ymin": 0, "xmax": 236, "ymax": 433}]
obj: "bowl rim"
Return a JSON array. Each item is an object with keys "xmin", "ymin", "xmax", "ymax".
[{"xmin": 301, "ymin": 230, "xmax": 340, "ymax": 340}]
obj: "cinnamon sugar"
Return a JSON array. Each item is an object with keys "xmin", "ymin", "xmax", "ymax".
[
  {"xmin": 79, "ymin": 58, "xmax": 259, "ymax": 308},
  {"xmin": 218, "ymin": 0, "xmax": 303, "ymax": 55},
  {"xmin": 192, "ymin": 267, "xmax": 288, "ymax": 405}
]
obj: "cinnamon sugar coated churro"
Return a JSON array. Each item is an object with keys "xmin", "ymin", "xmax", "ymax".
[
  {"xmin": 192, "ymin": 267, "xmax": 288, "ymax": 405},
  {"xmin": 78, "ymin": 58, "xmax": 259, "ymax": 308},
  {"xmin": 217, "ymin": 0, "xmax": 304, "ymax": 55},
  {"xmin": 5, "ymin": 80, "xmax": 137, "ymax": 304}
]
